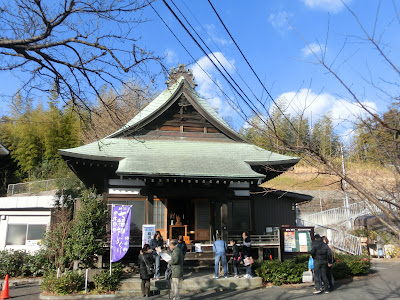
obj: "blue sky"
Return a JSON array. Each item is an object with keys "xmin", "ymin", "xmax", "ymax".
[
  {"xmin": 138, "ymin": 0, "xmax": 400, "ymax": 137},
  {"xmin": 1, "ymin": 0, "xmax": 399, "ymax": 139}
]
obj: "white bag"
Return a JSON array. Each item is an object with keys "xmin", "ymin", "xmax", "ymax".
[{"xmin": 302, "ymin": 270, "xmax": 313, "ymax": 283}]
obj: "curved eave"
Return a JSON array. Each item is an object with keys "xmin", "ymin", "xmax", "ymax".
[
  {"xmin": 0, "ymin": 143, "xmax": 9, "ymax": 156},
  {"xmin": 59, "ymin": 150, "xmax": 122, "ymax": 162}
]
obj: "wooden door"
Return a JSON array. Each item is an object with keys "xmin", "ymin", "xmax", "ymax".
[
  {"xmin": 195, "ymin": 199, "xmax": 210, "ymax": 241},
  {"xmin": 154, "ymin": 198, "xmax": 168, "ymax": 239}
]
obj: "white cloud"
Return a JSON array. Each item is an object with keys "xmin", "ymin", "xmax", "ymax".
[
  {"xmin": 301, "ymin": 43, "xmax": 323, "ymax": 57},
  {"xmin": 164, "ymin": 49, "xmax": 178, "ymax": 65},
  {"xmin": 191, "ymin": 52, "xmax": 235, "ymax": 117},
  {"xmin": 268, "ymin": 11, "xmax": 292, "ymax": 33},
  {"xmin": 274, "ymin": 88, "xmax": 378, "ymax": 130},
  {"xmin": 301, "ymin": 0, "xmax": 349, "ymax": 13},
  {"xmin": 204, "ymin": 24, "xmax": 232, "ymax": 46}
]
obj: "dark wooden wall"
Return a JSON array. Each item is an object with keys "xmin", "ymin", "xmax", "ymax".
[{"xmin": 251, "ymin": 194, "xmax": 296, "ymax": 235}]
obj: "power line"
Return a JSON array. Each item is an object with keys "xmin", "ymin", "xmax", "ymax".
[
  {"xmin": 179, "ymin": 0, "xmax": 269, "ymax": 114},
  {"xmin": 147, "ymin": 1, "xmax": 250, "ymax": 122},
  {"xmin": 162, "ymin": 0, "xmax": 261, "ymax": 120},
  {"xmin": 207, "ymin": 1, "xmax": 277, "ymax": 110},
  {"xmin": 207, "ymin": 0, "xmax": 296, "ymax": 129},
  {"xmin": 169, "ymin": 0, "xmax": 255, "ymax": 109}
]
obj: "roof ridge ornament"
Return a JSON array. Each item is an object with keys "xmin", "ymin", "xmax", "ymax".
[{"xmin": 166, "ymin": 64, "xmax": 198, "ymax": 89}]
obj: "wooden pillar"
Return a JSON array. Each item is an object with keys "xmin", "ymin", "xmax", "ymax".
[
  {"xmin": 220, "ymin": 203, "xmax": 228, "ymax": 242},
  {"xmin": 147, "ymin": 195, "xmax": 154, "ymax": 224},
  {"xmin": 258, "ymin": 247, "xmax": 264, "ymax": 262}
]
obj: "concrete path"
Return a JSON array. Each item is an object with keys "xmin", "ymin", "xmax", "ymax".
[{"xmin": 11, "ymin": 259, "xmax": 400, "ymax": 299}]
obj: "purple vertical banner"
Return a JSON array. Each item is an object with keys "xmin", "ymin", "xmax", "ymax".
[{"xmin": 111, "ymin": 205, "xmax": 131, "ymax": 262}]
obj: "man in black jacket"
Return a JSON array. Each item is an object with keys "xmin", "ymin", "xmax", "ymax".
[{"xmin": 310, "ymin": 234, "xmax": 333, "ymax": 294}]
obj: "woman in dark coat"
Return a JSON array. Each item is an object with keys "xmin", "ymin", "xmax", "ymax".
[{"xmin": 138, "ymin": 244, "xmax": 155, "ymax": 297}]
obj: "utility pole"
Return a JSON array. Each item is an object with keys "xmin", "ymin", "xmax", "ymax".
[{"xmin": 341, "ymin": 147, "xmax": 352, "ymax": 229}]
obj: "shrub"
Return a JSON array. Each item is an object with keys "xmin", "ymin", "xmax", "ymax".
[
  {"xmin": 41, "ymin": 271, "xmax": 84, "ymax": 295},
  {"xmin": 256, "ymin": 253, "xmax": 372, "ymax": 285},
  {"xmin": 0, "ymin": 250, "xmax": 52, "ymax": 278},
  {"xmin": 332, "ymin": 261, "xmax": 351, "ymax": 279},
  {"xmin": 93, "ymin": 263, "xmax": 123, "ymax": 292},
  {"xmin": 255, "ymin": 259, "xmax": 307, "ymax": 285}
]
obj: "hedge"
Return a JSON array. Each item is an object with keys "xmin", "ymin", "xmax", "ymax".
[{"xmin": 256, "ymin": 253, "xmax": 371, "ymax": 285}]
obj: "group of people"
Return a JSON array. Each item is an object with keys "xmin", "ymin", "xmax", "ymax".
[
  {"xmin": 138, "ymin": 231, "xmax": 186, "ymax": 299},
  {"xmin": 213, "ymin": 231, "xmax": 253, "ymax": 279},
  {"xmin": 309, "ymin": 234, "xmax": 335, "ymax": 294}
]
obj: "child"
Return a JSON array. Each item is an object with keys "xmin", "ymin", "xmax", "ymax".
[
  {"xmin": 229, "ymin": 239, "xmax": 241, "ymax": 278},
  {"xmin": 308, "ymin": 255, "xmax": 317, "ymax": 289}
]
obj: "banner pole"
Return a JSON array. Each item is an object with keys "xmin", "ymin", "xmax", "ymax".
[{"xmin": 110, "ymin": 204, "xmax": 114, "ymax": 276}]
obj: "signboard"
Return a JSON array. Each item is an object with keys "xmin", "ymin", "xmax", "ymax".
[
  {"xmin": 111, "ymin": 205, "xmax": 131, "ymax": 262},
  {"xmin": 142, "ymin": 224, "xmax": 156, "ymax": 247},
  {"xmin": 281, "ymin": 227, "xmax": 313, "ymax": 253}
]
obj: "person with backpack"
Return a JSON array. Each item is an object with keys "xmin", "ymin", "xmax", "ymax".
[
  {"xmin": 310, "ymin": 234, "xmax": 333, "ymax": 294},
  {"xmin": 138, "ymin": 244, "xmax": 155, "ymax": 297}
]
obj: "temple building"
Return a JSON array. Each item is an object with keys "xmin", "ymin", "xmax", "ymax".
[{"xmin": 60, "ymin": 64, "xmax": 311, "ymax": 255}]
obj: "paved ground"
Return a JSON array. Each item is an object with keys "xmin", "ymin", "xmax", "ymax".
[{"xmin": 8, "ymin": 259, "xmax": 400, "ymax": 299}]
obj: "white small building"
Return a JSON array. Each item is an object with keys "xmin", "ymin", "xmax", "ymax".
[{"xmin": 0, "ymin": 194, "xmax": 54, "ymax": 252}]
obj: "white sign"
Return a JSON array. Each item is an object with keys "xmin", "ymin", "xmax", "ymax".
[{"xmin": 142, "ymin": 224, "xmax": 156, "ymax": 247}]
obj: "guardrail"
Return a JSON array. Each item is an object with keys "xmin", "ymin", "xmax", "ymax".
[
  {"xmin": 7, "ymin": 179, "xmax": 58, "ymax": 196},
  {"xmin": 298, "ymin": 219, "xmax": 362, "ymax": 255}
]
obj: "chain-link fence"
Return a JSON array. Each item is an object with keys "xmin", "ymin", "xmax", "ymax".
[{"xmin": 7, "ymin": 179, "xmax": 58, "ymax": 196}]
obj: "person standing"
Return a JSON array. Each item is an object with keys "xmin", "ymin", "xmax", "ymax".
[
  {"xmin": 322, "ymin": 236, "xmax": 334, "ymax": 290},
  {"xmin": 176, "ymin": 235, "xmax": 188, "ymax": 258},
  {"xmin": 242, "ymin": 231, "xmax": 252, "ymax": 278},
  {"xmin": 213, "ymin": 236, "xmax": 228, "ymax": 279},
  {"xmin": 149, "ymin": 231, "xmax": 163, "ymax": 280},
  {"xmin": 138, "ymin": 244, "xmax": 155, "ymax": 297},
  {"xmin": 310, "ymin": 234, "xmax": 333, "ymax": 294},
  {"xmin": 169, "ymin": 240, "xmax": 184, "ymax": 300},
  {"xmin": 229, "ymin": 239, "xmax": 240, "ymax": 278}
]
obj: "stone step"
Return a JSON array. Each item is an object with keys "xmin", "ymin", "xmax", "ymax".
[{"xmin": 117, "ymin": 275, "xmax": 262, "ymax": 296}]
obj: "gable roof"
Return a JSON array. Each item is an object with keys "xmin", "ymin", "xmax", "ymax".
[
  {"xmin": 108, "ymin": 76, "xmax": 244, "ymax": 142},
  {"xmin": 60, "ymin": 65, "xmax": 300, "ymax": 181}
]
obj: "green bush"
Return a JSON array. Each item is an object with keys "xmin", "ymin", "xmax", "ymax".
[
  {"xmin": 255, "ymin": 259, "xmax": 307, "ymax": 285},
  {"xmin": 332, "ymin": 261, "xmax": 351, "ymax": 279},
  {"xmin": 41, "ymin": 271, "xmax": 84, "ymax": 295},
  {"xmin": 256, "ymin": 253, "xmax": 372, "ymax": 285},
  {"xmin": 93, "ymin": 263, "xmax": 123, "ymax": 292},
  {"xmin": 334, "ymin": 254, "xmax": 371, "ymax": 276},
  {"xmin": 0, "ymin": 250, "xmax": 52, "ymax": 278}
]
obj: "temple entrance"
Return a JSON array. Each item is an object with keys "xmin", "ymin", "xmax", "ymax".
[{"xmin": 166, "ymin": 197, "xmax": 211, "ymax": 242}]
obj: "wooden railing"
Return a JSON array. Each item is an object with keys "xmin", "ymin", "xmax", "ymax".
[{"xmin": 228, "ymin": 234, "xmax": 280, "ymax": 246}]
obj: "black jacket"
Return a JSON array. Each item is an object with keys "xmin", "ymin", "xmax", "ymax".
[
  {"xmin": 310, "ymin": 239, "xmax": 333, "ymax": 264},
  {"xmin": 242, "ymin": 237, "xmax": 252, "ymax": 257},
  {"xmin": 139, "ymin": 250, "xmax": 155, "ymax": 280},
  {"xmin": 231, "ymin": 244, "xmax": 240, "ymax": 260},
  {"xmin": 177, "ymin": 240, "xmax": 187, "ymax": 257}
]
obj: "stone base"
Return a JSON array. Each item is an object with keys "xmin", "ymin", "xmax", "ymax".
[{"xmin": 116, "ymin": 274, "xmax": 262, "ymax": 297}]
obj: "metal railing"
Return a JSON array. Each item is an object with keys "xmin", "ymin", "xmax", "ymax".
[
  {"xmin": 298, "ymin": 201, "xmax": 374, "ymax": 227},
  {"xmin": 7, "ymin": 179, "xmax": 58, "ymax": 196},
  {"xmin": 300, "ymin": 219, "xmax": 362, "ymax": 256}
]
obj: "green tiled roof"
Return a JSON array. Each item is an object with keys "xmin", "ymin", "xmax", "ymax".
[
  {"xmin": 108, "ymin": 76, "xmax": 240, "ymax": 139},
  {"xmin": 60, "ymin": 139, "xmax": 299, "ymax": 180}
]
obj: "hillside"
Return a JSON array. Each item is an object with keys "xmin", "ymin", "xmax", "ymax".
[{"xmin": 261, "ymin": 162, "xmax": 396, "ymax": 214}]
